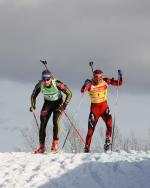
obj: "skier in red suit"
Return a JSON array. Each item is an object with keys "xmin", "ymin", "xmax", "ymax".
[{"xmin": 81, "ymin": 69, "xmax": 123, "ymax": 152}]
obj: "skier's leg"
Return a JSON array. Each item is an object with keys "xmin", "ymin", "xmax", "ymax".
[
  {"xmin": 53, "ymin": 110, "xmax": 63, "ymax": 140},
  {"xmin": 35, "ymin": 103, "xmax": 52, "ymax": 153},
  {"xmin": 84, "ymin": 106, "xmax": 100, "ymax": 152},
  {"xmin": 102, "ymin": 108, "xmax": 112, "ymax": 151},
  {"xmin": 51, "ymin": 110, "xmax": 63, "ymax": 152},
  {"xmin": 102, "ymin": 108, "xmax": 112, "ymax": 139},
  {"xmin": 39, "ymin": 102, "xmax": 52, "ymax": 144}
]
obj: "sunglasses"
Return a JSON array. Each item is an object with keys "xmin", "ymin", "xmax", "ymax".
[
  {"xmin": 43, "ymin": 78, "xmax": 50, "ymax": 81},
  {"xmin": 94, "ymin": 74, "xmax": 103, "ymax": 78}
]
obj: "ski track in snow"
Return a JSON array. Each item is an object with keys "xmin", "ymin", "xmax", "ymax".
[{"xmin": 0, "ymin": 151, "xmax": 150, "ymax": 188}]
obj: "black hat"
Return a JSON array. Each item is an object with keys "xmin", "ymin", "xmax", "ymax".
[{"xmin": 93, "ymin": 69, "xmax": 103, "ymax": 74}]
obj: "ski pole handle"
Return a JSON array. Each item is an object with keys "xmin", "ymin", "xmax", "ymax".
[
  {"xmin": 40, "ymin": 60, "xmax": 48, "ymax": 70},
  {"xmin": 89, "ymin": 61, "xmax": 94, "ymax": 73},
  {"xmin": 118, "ymin": 69, "xmax": 122, "ymax": 77},
  {"xmin": 40, "ymin": 60, "xmax": 47, "ymax": 65}
]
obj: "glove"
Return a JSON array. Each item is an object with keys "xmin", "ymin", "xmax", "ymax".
[
  {"xmin": 84, "ymin": 79, "xmax": 90, "ymax": 86},
  {"xmin": 81, "ymin": 79, "xmax": 90, "ymax": 93},
  {"xmin": 29, "ymin": 106, "xmax": 35, "ymax": 112},
  {"xmin": 58, "ymin": 103, "xmax": 67, "ymax": 112},
  {"xmin": 118, "ymin": 69, "xmax": 122, "ymax": 77}
]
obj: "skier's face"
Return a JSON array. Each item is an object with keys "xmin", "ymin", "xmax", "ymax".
[
  {"xmin": 93, "ymin": 73, "xmax": 103, "ymax": 84},
  {"xmin": 43, "ymin": 78, "xmax": 52, "ymax": 86}
]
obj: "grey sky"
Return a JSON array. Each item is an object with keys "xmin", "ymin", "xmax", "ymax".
[{"xmin": 0, "ymin": 0, "xmax": 150, "ymax": 93}]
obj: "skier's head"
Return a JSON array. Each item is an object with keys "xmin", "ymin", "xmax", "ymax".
[
  {"xmin": 93, "ymin": 69, "xmax": 103, "ymax": 83},
  {"xmin": 42, "ymin": 70, "xmax": 53, "ymax": 86}
]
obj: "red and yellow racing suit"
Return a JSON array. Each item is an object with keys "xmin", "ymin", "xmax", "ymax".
[{"xmin": 81, "ymin": 77, "xmax": 123, "ymax": 151}]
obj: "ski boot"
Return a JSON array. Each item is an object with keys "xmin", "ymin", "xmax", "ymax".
[
  {"xmin": 104, "ymin": 138, "xmax": 111, "ymax": 152},
  {"xmin": 51, "ymin": 140, "xmax": 58, "ymax": 153},
  {"xmin": 35, "ymin": 144, "xmax": 45, "ymax": 154},
  {"xmin": 84, "ymin": 145, "xmax": 90, "ymax": 153}
]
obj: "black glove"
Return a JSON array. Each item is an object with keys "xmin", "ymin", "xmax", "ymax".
[
  {"xmin": 84, "ymin": 79, "xmax": 90, "ymax": 86},
  {"xmin": 29, "ymin": 106, "xmax": 35, "ymax": 112},
  {"xmin": 81, "ymin": 79, "xmax": 90, "ymax": 92},
  {"xmin": 118, "ymin": 69, "xmax": 122, "ymax": 77},
  {"xmin": 58, "ymin": 103, "xmax": 67, "ymax": 112}
]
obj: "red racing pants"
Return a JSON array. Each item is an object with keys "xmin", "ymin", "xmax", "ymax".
[{"xmin": 85, "ymin": 101, "xmax": 112, "ymax": 150}]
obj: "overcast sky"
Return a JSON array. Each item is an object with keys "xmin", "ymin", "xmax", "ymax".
[
  {"xmin": 0, "ymin": 0, "xmax": 150, "ymax": 151},
  {"xmin": 0, "ymin": 0, "xmax": 150, "ymax": 93}
]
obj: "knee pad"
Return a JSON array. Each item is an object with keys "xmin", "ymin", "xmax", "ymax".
[
  {"xmin": 41, "ymin": 110, "xmax": 48, "ymax": 116},
  {"xmin": 105, "ymin": 108, "xmax": 112, "ymax": 121},
  {"xmin": 88, "ymin": 113, "xmax": 96, "ymax": 128}
]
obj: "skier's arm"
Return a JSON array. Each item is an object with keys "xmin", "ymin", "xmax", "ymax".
[
  {"xmin": 81, "ymin": 79, "xmax": 91, "ymax": 93},
  {"xmin": 104, "ymin": 77, "xmax": 122, "ymax": 86},
  {"xmin": 56, "ymin": 80, "xmax": 72, "ymax": 109},
  {"xmin": 104, "ymin": 69, "xmax": 123, "ymax": 86},
  {"xmin": 30, "ymin": 81, "xmax": 41, "ymax": 111}
]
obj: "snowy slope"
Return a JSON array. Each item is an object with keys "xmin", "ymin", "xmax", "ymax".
[{"xmin": 0, "ymin": 151, "xmax": 150, "ymax": 188}]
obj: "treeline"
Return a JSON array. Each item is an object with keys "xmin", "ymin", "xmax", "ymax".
[{"xmin": 20, "ymin": 112, "xmax": 150, "ymax": 153}]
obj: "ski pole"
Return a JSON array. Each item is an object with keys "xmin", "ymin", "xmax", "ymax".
[
  {"xmin": 63, "ymin": 62, "xmax": 93, "ymax": 149},
  {"xmin": 62, "ymin": 94, "xmax": 84, "ymax": 149},
  {"xmin": 111, "ymin": 70, "xmax": 121, "ymax": 151},
  {"xmin": 62, "ymin": 127, "xmax": 72, "ymax": 149},
  {"xmin": 74, "ymin": 93, "xmax": 85, "ymax": 118},
  {"xmin": 89, "ymin": 61, "xmax": 94, "ymax": 73},
  {"xmin": 40, "ymin": 60, "xmax": 48, "ymax": 70},
  {"xmin": 111, "ymin": 115, "xmax": 116, "ymax": 151},
  {"xmin": 32, "ymin": 111, "xmax": 40, "ymax": 130},
  {"xmin": 63, "ymin": 110, "xmax": 86, "ymax": 146}
]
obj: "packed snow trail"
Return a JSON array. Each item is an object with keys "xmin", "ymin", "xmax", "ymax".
[{"xmin": 0, "ymin": 151, "xmax": 150, "ymax": 188}]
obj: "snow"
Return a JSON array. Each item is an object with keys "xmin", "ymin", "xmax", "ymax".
[{"xmin": 0, "ymin": 151, "xmax": 150, "ymax": 188}]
